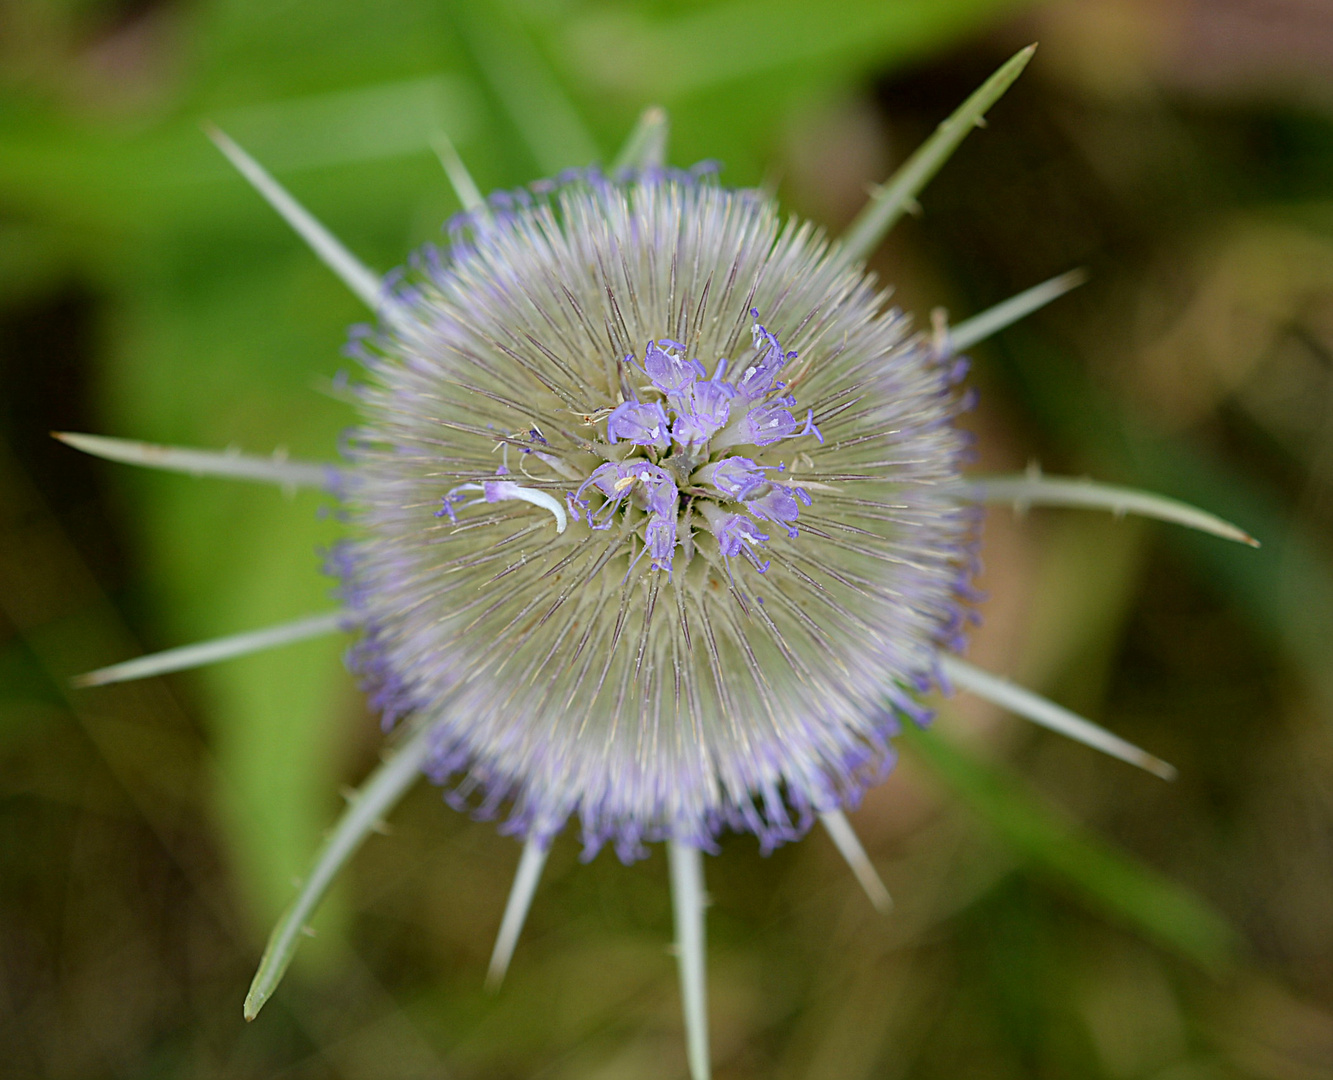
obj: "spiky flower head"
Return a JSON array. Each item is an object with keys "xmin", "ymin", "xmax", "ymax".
[{"xmin": 339, "ymin": 166, "xmax": 976, "ymax": 860}]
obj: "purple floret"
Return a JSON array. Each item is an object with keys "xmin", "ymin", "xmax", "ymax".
[
  {"xmin": 733, "ymin": 396, "xmax": 823, "ymax": 447},
  {"xmin": 643, "ymin": 512, "xmax": 677, "ymax": 574},
  {"xmin": 697, "ymin": 456, "xmax": 771, "ymax": 501},
  {"xmin": 744, "ymin": 482, "xmax": 812, "ymax": 538},
  {"xmin": 606, "ymin": 400, "xmax": 671, "ymax": 449},
  {"xmin": 643, "ymin": 339, "xmax": 704, "ymax": 397},
  {"xmin": 621, "ymin": 460, "xmax": 678, "ymax": 516},
  {"xmin": 733, "ymin": 309, "xmax": 796, "ymax": 401},
  {"xmin": 670, "ymin": 361, "xmax": 736, "ymax": 445}
]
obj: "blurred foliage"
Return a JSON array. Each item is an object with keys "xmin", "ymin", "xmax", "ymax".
[{"xmin": 2, "ymin": 0, "xmax": 1333, "ymax": 1077}]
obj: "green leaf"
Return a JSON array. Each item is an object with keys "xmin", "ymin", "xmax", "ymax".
[{"xmin": 453, "ymin": 0, "xmax": 599, "ymax": 175}]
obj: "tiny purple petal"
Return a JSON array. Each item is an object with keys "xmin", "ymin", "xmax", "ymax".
[
  {"xmin": 644, "ymin": 512, "xmax": 677, "ymax": 573},
  {"xmin": 733, "ymin": 348, "xmax": 784, "ymax": 402},
  {"xmin": 698, "ymin": 456, "xmax": 771, "ymax": 501},
  {"xmin": 711, "ymin": 513, "xmax": 770, "ymax": 572},
  {"xmin": 744, "ymin": 482, "xmax": 811, "ymax": 538},
  {"xmin": 734, "ymin": 312, "xmax": 794, "ymax": 401},
  {"xmin": 736, "ymin": 397, "xmax": 801, "ymax": 446},
  {"xmin": 573, "ymin": 462, "xmax": 628, "ymax": 528},
  {"xmin": 621, "ymin": 460, "xmax": 678, "ymax": 517},
  {"xmin": 435, "ymin": 489, "xmax": 466, "ymax": 521},
  {"xmin": 643, "ymin": 339, "xmax": 705, "ymax": 397},
  {"xmin": 670, "ymin": 360, "xmax": 736, "ymax": 445},
  {"xmin": 714, "ymin": 514, "xmax": 769, "ymax": 556},
  {"xmin": 607, "ymin": 400, "xmax": 670, "ymax": 449}
]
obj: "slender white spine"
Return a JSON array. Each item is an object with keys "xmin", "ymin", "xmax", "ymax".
[
  {"xmin": 432, "ymin": 130, "xmax": 487, "ymax": 215},
  {"xmin": 819, "ymin": 810, "xmax": 892, "ymax": 913},
  {"xmin": 206, "ymin": 125, "xmax": 397, "ymax": 318},
  {"xmin": 668, "ymin": 841, "xmax": 710, "ymax": 1080},
  {"xmin": 611, "ymin": 105, "xmax": 670, "ymax": 173},
  {"xmin": 55, "ymin": 432, "xmax": 337, "ymax": 491},
  {"xmin": 948, "ymin": 270, "xmax": 1088, "ymax": 351},
  {"xmin": 834, "ymin": 46, "xmax": 1035, "ymax": 270},
  {"xmin": 74, "ymin": 611, "xmax": 348, "ymax": 688},
  {"xmin": 245, "ymin": 722, "xmax": 433, "ymax": 1020},
  {"xmin": 962, "ymin": 471, "xmax": 1259, "ymax": 547},
  {"xmin": 485, "ymin": 838, "xmax": 550, "ymax": 991},
  {"xmin": 941, "ymin": 655, "xmax": 1177, "ymax": 781}
]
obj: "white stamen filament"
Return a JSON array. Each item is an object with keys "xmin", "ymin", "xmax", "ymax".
[{"xmin": 454, "ymin": 481, "xmax": 567, "ymax": 533}]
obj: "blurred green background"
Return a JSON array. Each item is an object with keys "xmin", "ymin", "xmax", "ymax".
[{"xmin": 3, "ymin": 0, "xmax": 1333, "ymax": 1076}]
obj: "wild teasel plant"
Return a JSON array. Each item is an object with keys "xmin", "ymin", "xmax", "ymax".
[{"xmin": 60, "ymin": 46, "xmax": 1256, "ymax": 1080}]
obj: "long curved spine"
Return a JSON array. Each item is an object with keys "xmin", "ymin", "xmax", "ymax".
[
  {"xmin": 942, "ymin": 656, "xmax": 1176, "ymax": 781},
  {"xmin": 244, "ymin": 722, "xmax": 434, "ymax": 1020}
]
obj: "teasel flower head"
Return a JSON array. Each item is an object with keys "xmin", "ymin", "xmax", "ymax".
[
  {"xmin": 338, "ymin": 162, "xmax": 976, "ymax": 863},
  {"xmin": 58, "ymin": 47, "xmax": 1258, "ymax": 1080}
]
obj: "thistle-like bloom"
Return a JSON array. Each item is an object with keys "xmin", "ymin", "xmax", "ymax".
[
  {"xmin": 60, "ymin": 49, "xmax": 1258, "ymax": 1080},
  {"xmin": 343, "ymin": 168, "xmax": 971, "ymax": 862}
]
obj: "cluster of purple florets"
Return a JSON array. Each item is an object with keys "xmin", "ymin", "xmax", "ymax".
[{"xmin": 564, "ymin": 311, "xmax": 824, "ymax": 576}]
